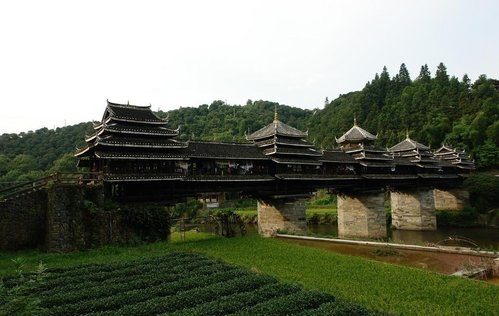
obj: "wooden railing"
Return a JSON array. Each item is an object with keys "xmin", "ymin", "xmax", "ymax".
[{"xmin": 0, "ymin": 172, "xmax": 103, "ymax": 202}]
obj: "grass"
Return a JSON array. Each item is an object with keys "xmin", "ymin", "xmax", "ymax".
[
  {"xmin": 233, "ymin": 206, "xmax": 337, "ymax": 217},
  {"xmin": 1, "ymin": 233, "xmax": 498, "ymax": 315}
]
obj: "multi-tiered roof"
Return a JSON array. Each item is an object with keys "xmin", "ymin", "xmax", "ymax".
[
  {"xmin": 246, "ymin": 112, "xmax": 322, "ymax": 166},
  {"xmin": 336, "ymin": 120, "xmax": 393, "ymax": 171},
  {"xmin": 388, "ymin": 134, "xmax": 440, "ymax": 170},
  {"xmin": 76, "ymin": 101, "xmax": 187, "ymax": 162},
  {"xmin": 434, "ymin": 145, "xmax": 475, "ymax": 170}
]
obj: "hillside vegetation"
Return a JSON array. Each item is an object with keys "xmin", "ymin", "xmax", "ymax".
[{"xmin": 1, "ymin": 63, "xmax": 497, "ymax": 187}]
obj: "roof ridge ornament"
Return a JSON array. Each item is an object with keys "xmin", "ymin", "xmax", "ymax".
[
  {"xmin": 273, "ymin": 104, "xmax": 279, "ymax": 123},
  {"xmin": 353, "ymin": 114, "xmax": 357, "ymax": 126}
]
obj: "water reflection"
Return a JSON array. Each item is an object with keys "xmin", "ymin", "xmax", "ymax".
[
  {"xmin": 304, "ymin": 225, "xmax": 499, "ymax": 249},
  {"xmin": 187, "ymin": 221, "xmax": 499, "ymax": 249}
]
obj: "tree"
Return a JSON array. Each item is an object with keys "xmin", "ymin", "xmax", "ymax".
[
  {"xmin": 416, "ymin": 64, "xmax": 431, "ymax": 83},
  {"xmin": 434, "ymin": 62, "xmax": 449, "ymax": 87}
]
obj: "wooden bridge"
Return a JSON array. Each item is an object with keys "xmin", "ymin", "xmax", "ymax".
[{"xmin": 0, "ymin": 101, "xmax": 474, "ymax": 249}]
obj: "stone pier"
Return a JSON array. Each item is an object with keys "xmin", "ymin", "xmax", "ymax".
[
  {"xmin": 257, "ymin": 198, "xmax": 307, "ymax": 237},
  {"xmin": 337, "ymin": 192, "xmax": 387, "ymax": 239},
  {"xmin": 390, "ymin": 189, "xmax": 436, "ymax": 230},
  {"xmin": 433, "ymin": 189, "xmax": 469, "ymax": 211}
]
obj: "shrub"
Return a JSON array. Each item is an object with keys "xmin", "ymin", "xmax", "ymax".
[{"xmin": 464, "ymin": 174, "xmax": 499, "ymax": 212}]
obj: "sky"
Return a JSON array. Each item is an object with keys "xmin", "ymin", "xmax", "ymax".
[{"xmin": 0, "ymin": 0, "xmax": 498, "ymax": 134}]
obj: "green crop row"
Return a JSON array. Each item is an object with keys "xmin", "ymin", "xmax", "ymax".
[
  {"xmin": 36, "ymin": 256, "xmax": 217, "ymax": 295},
  {"xmin": 50, "ymin": 268, "xmax": 249, "ymax": 315},
  {"xmin": 107, "ymin": 273, "xmax": 277, "ymax": 316},
  {"xmin": 168, "ymin": 282, "xmax": 302, "ymax": 316},
  {"xmin": 26, "ymin": 251, "xmax": 374, "ymax": 315},
  {"xmin": 231, "ymin": 290, "xmax": 334, "ymax": 315},
  {"xmin": 40, "ymin": 262, "xmax": 232, "ymax": 307},
  {"xmin": 45, "ymin": 252, "xmax": 198, "ymax": 279}
]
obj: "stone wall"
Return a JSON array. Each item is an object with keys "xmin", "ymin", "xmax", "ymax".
[
  {"xmin": 391, "ymin": 189, "xmax": 436, "ymax": 231},
  {"xmin": 337, "ymin": 192, "xmax": 386, "ymax": 239},
  {"xmin": 434, "ymin": 189, "xmax": 469, "ymax": 211},
  {"xmin": 1, "ymin": 183, "xmax": 170, "ymax": 252},
  {"xmin": 0, "ymin": 190, "xmax": 47, "ymax": 250},
  {"xmin": 257, "ymin": 198, "xmax": 307, "ymax": 237}
]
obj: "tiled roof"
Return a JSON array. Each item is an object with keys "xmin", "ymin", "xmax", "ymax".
[
  {"xmin": 336, "ymin": 124, "xmax": 377, "ymax": 144},
  {"xmin": 254, "ymin": 137, "xmax": 314, "ymax": 148},
  {"xmin": 105, "ymin": 124, "xmax": 179, "ymax": 136},
  {"xmin": 389, "ymin": 137, "xmax": 430, "ymax": 152},
  {"xmin": 351, "ymin": 152, "xmax": 394, "ymax": 161},
  {"xmin": 434, "ymin": 145, "xmax": 475, "ymax": 170},
  {"xmin": 184, "ymin": 141, "xmax": 268, "ymax": 160},
  {"xmin": 358, "ymin": 161, "xmax": 394, "ymax": 168},
  {"xmin": 246, "ymin": 119, "xmax": 307, "ymax": 140},
  {"xmin": 271, "ymin": 157, "xmax": 321, "ymax": 165},
  {"xmin": 263, "ymin": 147, "xmax": 323, "ymax": 157},
  {"xmin": 106, "ymin": 101, "xmax": 166, "ymax": 123},
  {"xmin": 98, "ymin": 135, "xmax": 188, "ymax": 148},
  {"xmin": 319, "ymin": 150, "xmax": 358, "ymax": 163},
  {"xmin": 85, "ymin": 124, "xmax": 179, "ymax": 142}
]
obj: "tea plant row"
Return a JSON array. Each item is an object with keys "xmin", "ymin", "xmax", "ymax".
[{"xmin": 28, "ymin": 252, "xmax": 373, "ymax": 315}]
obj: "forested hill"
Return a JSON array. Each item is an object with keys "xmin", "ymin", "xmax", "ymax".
[
  {"xmin": 0, "ymin": 63, "xmax": 498, "ymax": 186},
  {"xmin": 158, "ymin": 100, "xmax": 313, "ymax": 142},
  {"xmin": 309, "ymin": 63, "xmax": 498, "ymax": 168}
]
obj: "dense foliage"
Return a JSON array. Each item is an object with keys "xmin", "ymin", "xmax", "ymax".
[
  {"xmin": 1, "ymin": 63, "xmax": 497, "ymax": 187},
  {"xmin": 4, "ymin": 252, "xmax": 372, "ymax": 315},
  {"xmin": 159, "ymin": 99, "xmax": 313, "ymax": 142},
  {"xmin": 0, "ymin": 122, "xmax": 92, "ymax": 187},
  {"xmin": 309, "ymin": 63, "xmax": 499, "ymax": 168}
]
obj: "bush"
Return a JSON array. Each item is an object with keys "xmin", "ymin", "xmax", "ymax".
[
  {"xmin": 119, "ymin": 203, "xmax": 171, "ymax": 241},
  {"xmin": 464, "ymin": 174, "xmax": 499, "ymax": 212},
  {"xmin": 437, "ymin": 207, "xmax": 479, "ymax": 227}
]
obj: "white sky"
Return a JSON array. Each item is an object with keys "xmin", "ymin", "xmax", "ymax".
[{"xmin": 0, "ymin": 0, "xmax": 498, "ymax": 134}]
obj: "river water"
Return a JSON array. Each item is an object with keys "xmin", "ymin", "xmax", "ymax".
[{"xmin": 307, "ymin": 224, "xmax": 499, "ymax": 249}]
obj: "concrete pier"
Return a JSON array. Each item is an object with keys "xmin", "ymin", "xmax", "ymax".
[
  {"xmin": 337, "ymin": 192, "xmax": 387, "ymax": 239},
  {"xmin": 257, "ymin": 198, "xmax": 307, "ymax": 237},
  {"xmin": 391, "ymin": 189, "xmax": 436, "ymax": 231},
  {"xmin": 434, "ymin": 189, "xmax": 469, "ymax": 211}
]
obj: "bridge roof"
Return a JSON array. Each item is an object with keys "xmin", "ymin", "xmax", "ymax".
[
  {"xmin": 389, "ymin": 137, "xmax": 430, "ymax": 152},
  {"xmin": 254, "ymin": 137, "xmax": 314, "ymax": 148},
  {"xmin": 319, "ymin": 150, "xmax": 358, "ymax": 163},
  {"xmin": 271, "ymin": 157, "xmax": 321, "ymax": 165},
  {"xmin": 336, "ymin": 124, "xmax": 377, "ymax": 144},
  {"xmin": 435, "ymin": 145, "xmax": 475, "ymax": 170},
  {"xmin": 185, "ymin": 141, "xmax": 268, "ymax": 160},
  {"xmin": 104, "ymin": 101, "xmax": 167, "ymax": 125},
  {"xmin": 246, "ymin": 119, "xmax": 307, "ymax": 140}
]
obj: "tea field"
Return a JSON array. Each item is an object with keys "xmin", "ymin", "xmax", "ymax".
[{"xmin": 3, "ymin": 252, "xmax": 372, "ymax": 315}]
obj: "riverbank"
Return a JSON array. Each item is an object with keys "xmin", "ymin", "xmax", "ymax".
[
  {"xmin": 1, "ymin": 233, "xmax": 497, "ymax": 315},
  {"xmin": 276, "ymin": 234, "xmax": 499, "ymax": 281}
]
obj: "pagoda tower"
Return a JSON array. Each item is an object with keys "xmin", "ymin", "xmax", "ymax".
[
  {"xmin": 246, "ymin": 111, "xmax": 322, "ymax": 173},
  {"xmin": 76, "ymin": 101, "xmax": 188, "ymax": 179},
  {"xmin": 388, "ymin": 134, "xmax": 440, "ymax": 171},
  {"xmin": 434, "ymin": 145, "xmax": 475, "ymax": 171},
  {"xmin": 335, "ymin": 120, "xmax": 393, "ymax": 173}
]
